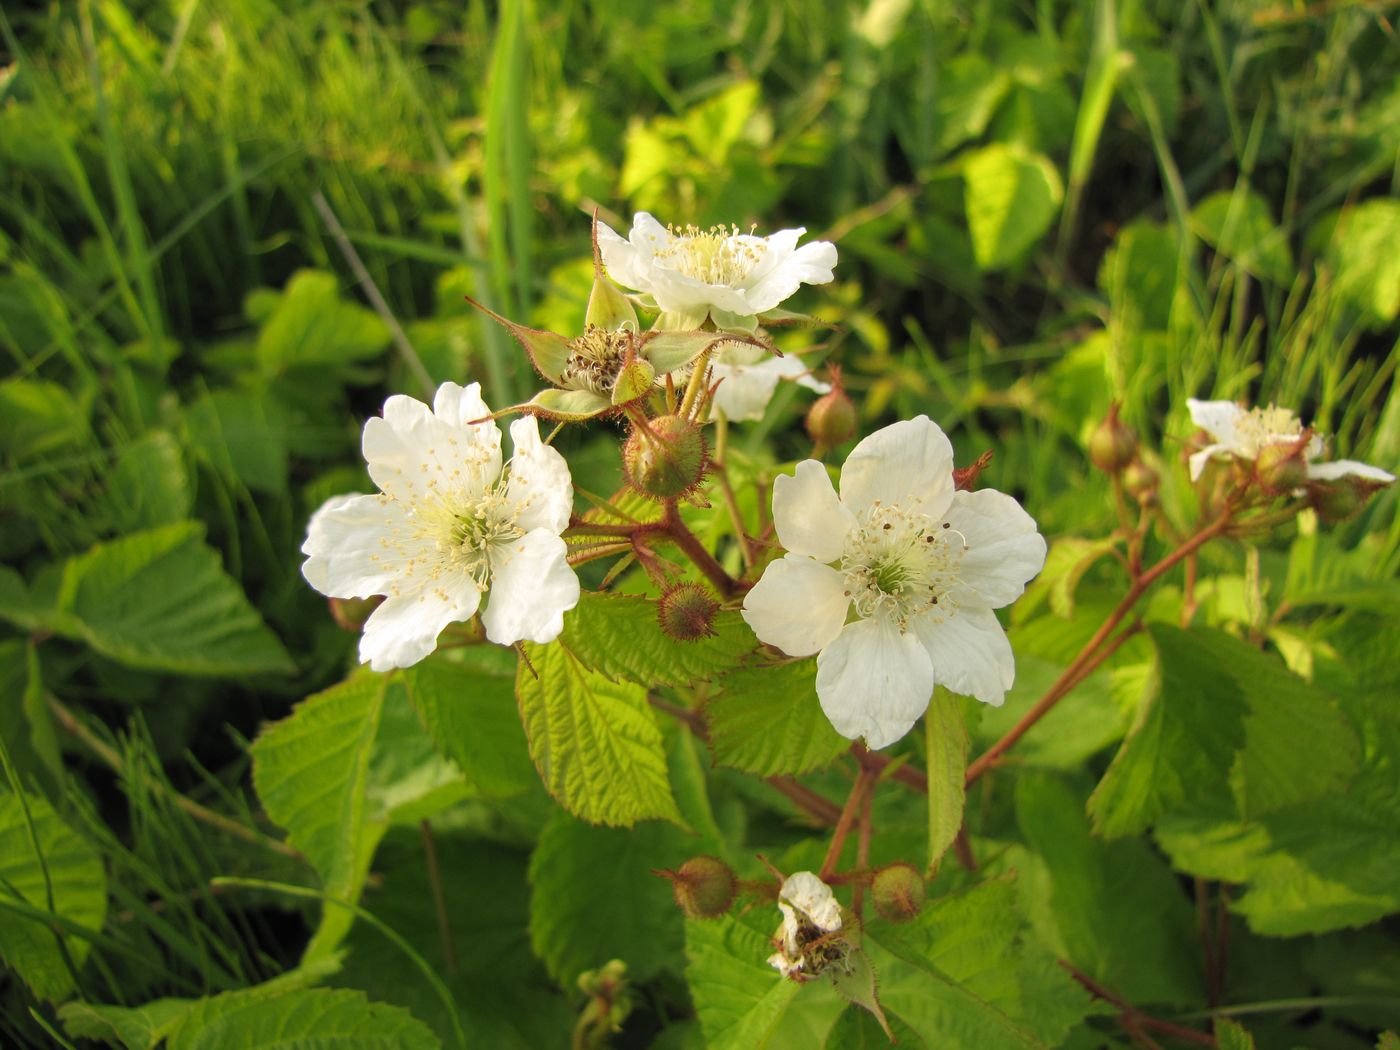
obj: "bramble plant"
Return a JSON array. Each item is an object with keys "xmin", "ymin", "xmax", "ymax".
[{"xmin": 6, "ymin": 4, "xmax": 1400, "ymax": 1048}]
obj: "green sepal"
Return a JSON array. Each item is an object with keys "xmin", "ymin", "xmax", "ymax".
[
  {"xmin": 587, "ymin": 272, "xmax": 639, "ymax": 332},
  {"xmin": 641, "ymin": 330, "xmax": 732, "ymax": 374},
  {"xmin": 830, "ymin": 925, "xmax": 894, "ymax": 1042},
  {"xmin": 655, "ymin": 307, "xmax": 710, "ymax": 331},
  {"xmin": 758, "ymin": 307, "xmax": 835, "ymax": 328},
  {"xmin": 709, "ymin": 308, "xmax": 760, "ymax": 335},
  {"xmin": 610, "ymin": 357, "xmax": 656, "ymax": 406},
  {"xmin": 524, "ymin": 387, "xmax": 613, "ymax": 421},
  {"xmin": 464, "ymin": 295, "xmax": 571, "ymax": 382}
]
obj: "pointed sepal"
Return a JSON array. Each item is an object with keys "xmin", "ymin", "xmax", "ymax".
[
  {"xmin": 464, "ymin": 295, "xmax": 571, "ymax": 382},
  {"xmin": 524, "ymin": 387, "xmax": 614, "ymax": 421},
  {"xmin": 610, "ymin": 355, "xmax": 656, "ymax": 406}
]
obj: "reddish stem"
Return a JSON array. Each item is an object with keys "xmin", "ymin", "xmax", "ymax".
[
  {"xmin": 1060, "ymin": 961, "xmax": 1216, "ymax": 1047},
  {"xmin": 820, "ymin": 765, "xmax": 878, "ymax": 880}
]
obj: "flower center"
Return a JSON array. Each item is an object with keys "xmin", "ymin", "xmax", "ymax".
[
  {"xmin": 839, "ymin": 502, "xmax": 968, "ymax": 630},
  {"xmin": 561, "ymin": 325, "xmax": 631, "ymax": 396},
  {"xmin": 655, "ymin": 224, "xmax": 765, "ymax": 286},
  {"xmin": 439, "ymin": 484, "xmax": 524, "ymax": 591},
  {"xmin": 1235, "ymin": 404, "xmax": 1302, "ymax": 456}
]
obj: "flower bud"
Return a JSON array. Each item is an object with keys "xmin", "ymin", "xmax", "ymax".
[
  {"xmin": 1309, "ymin": 482, "xmax": 1363, "ymax": 523},
  {"xmin": 805, "ymin": 367, "xmax": 857, "ymax": 450},
  {"xmin": 657, "ymin": 583, "xmax": 719, "ymax": 641},
  {"xmin": 870, "ymin": 862, "xmax": 924, "ymax": 923},
  {"xmin": 1089, "ymin": 405, "xmax": 1137, "ymax": 474},
  {"xmin": 1256, "ymin": 440, "xmax": 1308, "ymax": 493},
  {"xmin": 1123, "ymin": 460, "xmax": 1159, "ymax": 505},
  {"xmin": 658, "ymin": 856, "xmax": 737, "ymax": 919},
  {"xmin": 622, "ymin": 414, "xmax": 707, "ymax": 501}
]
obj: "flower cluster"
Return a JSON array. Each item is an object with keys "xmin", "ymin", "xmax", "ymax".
[{"xmin": 766, "ymin": 871, "xmax": 849, "ymax": 980}]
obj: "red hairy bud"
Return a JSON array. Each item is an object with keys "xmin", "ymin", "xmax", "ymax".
[
  {"xmin": 1123, "ymin": 460, "xmax": 1159, "ymax": 505},
  {"xmin": 805, "ymin": 366, "xmax": 857, "ymax": 450},
  {"xmin": 658, "ymin": 583, "xmax": 719, "ymax": 641},
  {"xmin": 622, "ymin": 414, "xmax": 708, "ymax": 500},
  {"xmin": 871, "ymin": 862, "xmax": 925, "ymax": 923},
  {"xmin": 658, "ymin": 856, "xmax": 737, "ymax": 919},
  {"xmin": 1089, "ymin": 405, "xmax": 1138, "ymax": 474}
]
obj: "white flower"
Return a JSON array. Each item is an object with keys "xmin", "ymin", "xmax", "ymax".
[
  {"xmin": 597, "ymin": 212, "xmax": 837, "ymax": 321},
  {"xmin": 709, "ymin": 342, "xmax": 829, "ymax": 422},
  {"xmin": 742, "ymin": 417, "xmax": 1046, "ymax": 749},
  {"xmin": 767, "ymin": 871, "xmax": 844, "ymax": 979},
  {"xmin": 1187, "ymin": 399, "xmax": 1395, "ymax": 484},
  {"xmin": 301, "ymin": 382, "xmax": 580, "ymax": 670}
]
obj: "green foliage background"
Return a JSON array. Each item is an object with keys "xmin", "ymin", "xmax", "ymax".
[{"xmin": 2, "ymin": 0, "xmax": 1399, "ymax": 1046}]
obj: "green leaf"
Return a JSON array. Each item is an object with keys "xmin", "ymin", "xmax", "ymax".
[
  {"xmin": 517, "ymin": 640, "xmax": 680, "ymax": 826},
  {"xmin": 872, "ymin": 879, "xmax": 1091, "ymax": 1047},
  {"xmin": 684, "ymin": 913, "xmax": 804, "ymax": 1049},
  {"xmin": 0, "ymin": 640, "xmax": 62, "ymax": 792},
  {"xmin": 254, "ymin": 269, "xmax": 390, "ymax": 375},
  {"xmin": 1322, "ymin": 199, "xmax": 1400, "ymax": 326},
  {"xmin": 0, "ymin": 566, "xmax": 49, "ymax": 632},
  {"xmin": 1087, "ymin": 624, "xmax": 1248, "ymax": 837},
  {"xmin": 52, "ymin": 523, "xmax": 294, "ymax": 676},
  {"xmin": 366, "ymin": 680, "xmax": 470, "ymax": 826},
  {"xmin": 100, "ymin": 431, "xmax": 191, "ymax": 533},
  {"xmin": 825, "ymin": 1006, "xmax": 926, "ymax": 1049},
  {"xmin": 528, "ymin": 812, "xmax": 687, "ymax": 987},
  {"xmin": 561, "ymin": 592, "xmax": 756, "ymax": 688},
  {"xmin": 185, "ymin": 389, "xmax": 289, "ymax": 496},
  {"xmin": 962, "ymin": 144, "xmax": 1063, "ymax": 271},
  {"xmin": 924, "ymin": 688, "xmax": 967, "ymax": 874},
  {"xmin": 60, "ymin": 999, "xmax": 192, "ymax": 1050},
  {"xmin": 0, "ymin": 379, "xmax": 90, "ymax": 461},
  {"xmin": 1214, "ymin": 1017, "xmax": 1258, "ymax": 1050},
  {"xmin": 1192, "ymin": 189, "xmax": 1293, "ymax": 285},
  {"xmin": 642, "ymin": 330, "xmax": 739, "ymax": 373},
  {"xmin": 251, "ymin": 672, "xmax": 391, "ymax": 961},
  {"xmin": 403, "ymin": 653, "xmax": 535, "ymax": 799},
  {"xmin": 523, "ymin": 387, "xmax": 612, "ymax": 420},
  {"xmin": 164, "ymin": 987, "xmax": 440, "ymax": 1050},
  {"xmin": 1203, "ymin": 630, "xmax": 1360, "ymax": 817},
  {"xmin": 1098, "ymin": 220, "xmax": 1181, "ymax": 331},
  {"xmin": 0, "ymin": 788, "xmax": 107, "ymax": 1001},
  {"xmin": 705, "ymin": 659, "xmax": 847, "ymax": 776},
  {"xmin": 1017, "ymin": 775, "xmax": 1199, "ymax": 1005}
]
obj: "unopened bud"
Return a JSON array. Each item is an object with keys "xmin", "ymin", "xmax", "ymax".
[
  {"xmin": 622, "ymin": 414, "xmax": 707, "ymax": 500},
  {"xmin": 1256, "ymin": 440, "xmax": 1308, "ymax": 493},
  {"xmin": 871, "ymin": 862, "xmax": 924, "ymax": 923},
  {"xmin": 1089, "ymin": 405, "xmax": 1138, "ymax": 473},
  {"xmin": 805, "ymin": 367, "xmax": 857, "ymax": 450},
  {"xmin": 658, "ymin": 856, "xmax": 737, "ymax": 919},
  {"xmin": 658, "ymin": 583, "xmax": 719, "ymax": 641},
  {"xmin": 1309, "ymin": 482, "xmax": 1363, "ymax": 523},
  {"xmin": 1123, "ymin": 460, "xmax": 1159, "ymax": 505},
  {"xmin": 329, "ymin": 595, "xmax": 381, "ymax": 632}
]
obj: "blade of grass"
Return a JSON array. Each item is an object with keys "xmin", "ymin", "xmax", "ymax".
[{"xmin": 484, "ymin": 0, "xmax": 533, "ymax": 326}]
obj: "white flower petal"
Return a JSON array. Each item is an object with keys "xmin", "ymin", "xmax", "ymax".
[
  {"xmin": 505, "ymin": 416, "xmax": 574, "ymax": 534},
  {"xmin": 741, "ymin": 556, "xmax": 849, "ymax": 657},
  {"xmin": 779, "ymin": 872, "xmax": 842, "ymax": 932},
  {"xmin": 815, "ymin": 617, "xmax": 934, "ymax": 749},
  {"xmin": 480, "ymin": 529, "xmax": 580, "ymax": 645},
  {"xmin": 598, "ymin": 219, "xmax": 651, "ymax": 292},
  {"xmin": 1306, "ymin": 459, "xmax": 1396, "ymax": 483},
  {"xmin": 363, "ymin": 387, "xmax": 502, "ymax": 504},
  {"xmin": 432, "ymin": 381, "xmax": 491, "ymax": 428},
  {"xmin": 709, "ymin": 358, "xmax": 783, "ymax": 421},
  {"xmin": 840, "ymin": 416, "xmax": 955, "ymax": 519},
  {"xmin": 1188, "ymin": 444, "xmax": 1231, "ymax": 481},
  {"xmin": 1187, "ymin": 399, "xmax": 1243, "ymax": 444},
  {"xmin": 773, "ymin": 460, "xmax": 854, "ymax": 563},
  {"xmin": 359, "ymin": 578, "xmax": 481, "ymax": 672},
  {"xmin": 943, "ymin": 489, "xmax": 1047, "ymax": 609},
  {"xmin": 744, "ymin": 238, "xmax": 838, "ymax": 314},
  {"xmin": 909, "ymin": 607, "xmax": 1015, "ymax": 706},
  {"xmin": 301, "ymin": 493, "xmax": 428, "ymax": 599}
]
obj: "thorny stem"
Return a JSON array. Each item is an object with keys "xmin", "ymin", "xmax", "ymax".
[
  {"xmin": 563, "ymin": 504, "xmax": 746, "ymax": 598},
  {"xmin": 48, "ymin": 697, "xmax": 305, "ymax": 862},
  {"xmin": 964, "ymin": 512, "xmax": 1231, "ymax": 786},
  {"xmin": 767, "ymin": 776, "xmax": 843, "ymax": 825},
  {"xmin": 819, "ymin": 764, "xmax": 878, "ymax": 880},
  {"xmin": 852, "ymin": 785, "xmax": 875, "ymax": 915},
  {"xmin": 663, "ymin": 503, "xmax": 745, "ymax": 599},
  {"xmin": 421, "ymin": 820, "xmax": 458, "ymax": 975},
  {"xmin": 1061, "ymin": 961, "xmax": 1217, "ymax": 1047}
]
